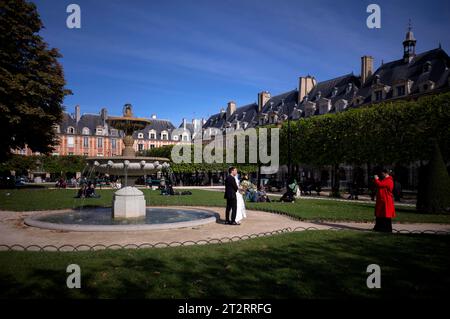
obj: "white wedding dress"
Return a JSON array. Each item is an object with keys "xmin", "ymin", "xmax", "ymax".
[{"xmin": 234, "ymin": 175, "xmax": 247, "ymax": 223}]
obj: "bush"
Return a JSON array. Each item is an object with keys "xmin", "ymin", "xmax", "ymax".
[{"xmin": 416, "ymin": 141, "xmax": 450, "ymax": 214}]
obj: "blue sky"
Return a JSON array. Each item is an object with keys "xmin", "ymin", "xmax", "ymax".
[{"xmin": 33, "ymin": 0, "xmax": 450, "ymax": 124}]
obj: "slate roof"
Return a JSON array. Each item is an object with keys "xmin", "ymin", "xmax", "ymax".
[
  {"xmin": 357, "ymin": 47, "xmax": 450, "ymax": 103},
  {"xmin": 58, "ymin": 109, "xmax": 176, "ymax": 140},
  {"xmin": 133, "ymin": 119, "xmax": 176, "ymax": 139},
  {"xmin": 204, "ymin": 103, "xmax": 259, "ymax": 129}
]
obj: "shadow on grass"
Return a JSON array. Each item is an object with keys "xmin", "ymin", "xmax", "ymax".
[{"xmin": 1, "ymin": 231, "xmax": 449, "ymax": 299}]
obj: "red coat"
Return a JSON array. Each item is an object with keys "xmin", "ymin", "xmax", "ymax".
[{"xmin": 374, "ymin": 176, "xmax": 396, "ymax": 218}]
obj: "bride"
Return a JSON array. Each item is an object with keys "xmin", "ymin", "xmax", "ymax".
[{"xmin": 234, "ymin": 174, "xmax": 247, "ymax": 223}]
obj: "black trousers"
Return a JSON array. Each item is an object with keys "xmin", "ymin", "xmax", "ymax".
[
  {"xmin": 374, "ymin": 217, "xmax": 393, "ymax": 233},
  {"xmin": 225, "ymin": 198, "xmax": 237, "ymax": 222}
]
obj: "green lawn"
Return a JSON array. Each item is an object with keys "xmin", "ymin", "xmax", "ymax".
[
  {"xmin": 0, "ymin": 230, "xmax": 449, "ymax": 298},
  {"xmin": 1, "ymin": 188, "xmax": 449, "ymax": 223}
]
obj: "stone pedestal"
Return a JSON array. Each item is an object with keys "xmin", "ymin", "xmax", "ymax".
[{"xmin": 112, "ymin": 186, "xmax": 146, "ymax": 219}]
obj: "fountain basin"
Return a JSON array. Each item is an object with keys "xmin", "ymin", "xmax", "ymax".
[{"xmin": 25, "ymin": 207, "xmax": 218, "ymax": 232}]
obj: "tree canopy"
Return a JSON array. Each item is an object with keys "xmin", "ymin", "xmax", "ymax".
[
  {"xmin": 281, "ymin": 92, "xmax": 450, "ymax": 167},
  {"xmin": 0, "ymin": 0, "xmax": 70, "ymax": 160}
]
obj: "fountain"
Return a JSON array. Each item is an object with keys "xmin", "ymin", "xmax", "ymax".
[
  {"xmin": 25, "ymin": 104, "xmax": 217, "ymax": 231},
  {"xmin": 87, "ymin": 103, "xmax": 170, "ymax": 219}
]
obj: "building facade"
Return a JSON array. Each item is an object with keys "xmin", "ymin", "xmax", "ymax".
[
  {"xmin": 201, "ymin": 28, "xmax": 450, "ymax": 189},
  {"xmin": 203, "ymin": 28, "xmax": 450, "ymax": 133},
  {"xmin": 13, "ymin": 106, "xmax": 191, "ymax": 157}
]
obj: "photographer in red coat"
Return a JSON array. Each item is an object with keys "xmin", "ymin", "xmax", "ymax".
[{"xmin": 373, "ymin": 168, "xmax": 396, "ymax": 233}]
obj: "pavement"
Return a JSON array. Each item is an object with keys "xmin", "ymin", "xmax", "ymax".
[{"xmin": 0, "ymin": 206, "xmax": 449, "ymax": 251}]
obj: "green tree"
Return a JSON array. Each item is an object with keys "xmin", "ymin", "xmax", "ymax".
[
  {"xmin": 0, "ymin": 0, "xmax": 70, "ymax": 160},
  {"xmin": 416, "ymin": 141, "xmax": 450, "ymax": 214}
]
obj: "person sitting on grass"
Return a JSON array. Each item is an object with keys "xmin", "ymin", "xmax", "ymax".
[
  {"xmin": 74, "ymin": 185, "xmax": 87, "ymax": 198},
  {"xmin": 257, "ymin": 186, "xmax": 271, "ymax": 202},
  {"xmin": 85, "ymin": 182, "xmax": 100, "ymax": 198}
]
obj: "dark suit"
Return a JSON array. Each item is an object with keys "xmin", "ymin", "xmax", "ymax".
[{"xmin": 224, "ymin": 175, "xmax": 238, "ymax": 222}]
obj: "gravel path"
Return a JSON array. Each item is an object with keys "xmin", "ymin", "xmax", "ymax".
[{"xmin": 0, "ymin": 207, "xmax": 448, "ymax": 251}]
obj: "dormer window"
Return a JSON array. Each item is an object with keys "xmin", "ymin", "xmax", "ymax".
[
  {"xmin": 423, "ymin": 61, "xmax": 432, "ymax": 73},
  {"xmin": 96, "ymin": 127, "xmax": 103, "ymax": 135},
  {"xmin": 373, "ymin": 75, "xmax": 380, "ymax": 85},
  {"xmin": 318, "ymin": 98, "xmax": 331, "ymax": 115},
  {"xmin": 110, "ymin": 129, "xmax": 118, "ymax": 136},
  {"xmin": 137, "ymin": 133, "xmax": 144, "ymax": 139},
  {"xmin": 82, "ymin": 127, "xmax": 90, "ymax": 135},
  {"xmin": 396, "ymin": 85, "xmax": 406, "ymax": 97},
  {"xmin": 161, "ymin": 131, "xmax": 168, "ymax": 140},
  {"xmin": 315, "ymin": 91, "xmax": 322, "ymax": 101},
  {"xmin": 304, "ymin": 101, "xmax": 316, "ymax": 117},
  {"xmin": 149, "ymin": 130, "xmax": 156, "ymax": 139},
  {"xmin": 374, "ymin": 90, "xmax": 382, "ymax": 101},
  {"xmin": 335, "ymin": 99, "xmax": 348, "ymax": 112},
  {"xmin": 332, "ymin": 87, "xmax": 338, "ymax": 97},
  {"xmin": 67, "ymin": 126, "xmax": 75, "ymax": 134},
  {"xmin": 346, "ymin": 83, "xmax": 353, "ymax": 94},
  {"xmin": 420, "ymin": 80, "xmax": 435, "ymax": 92}
]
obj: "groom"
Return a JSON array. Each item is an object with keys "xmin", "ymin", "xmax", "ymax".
[{"xmin": 224, "ymin": 166, "xmax": 239, "ymax": 225}]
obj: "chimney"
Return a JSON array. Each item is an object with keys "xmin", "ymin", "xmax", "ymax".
[
  {"xmin": 257, "ymin": 91, "xmax": 271, "ymax": 112},
  {"xmin": 151, "ymin": 114, "xmax": 157, "ymax": 119},
  {"xmin": 361, "ymin": 56, "xmax": 374, "ymax": 84},
  {"xmin": 75, "ymin": 105, "xmax": 81, "ymax": 123},
  {"xmin": 298, "ymin": 75, "xmax": 316, "ymax": 105},
  {"xmin": 226, "ymin": 101, "xmax": 236, "ymax": 119},
  {"xmin": 182, "ymin": 118, "xmax": 187, "ymax": 129},
  {"xmin": 100, "ymin": 107, "xmax": 107, "ymax": 124}
]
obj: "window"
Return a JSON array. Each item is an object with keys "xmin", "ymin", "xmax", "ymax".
[
  {"xmin": 83, "ymin": 152, "xmax": 88, "ymax": 156},
  {"xmin": 161, "ymin": 132, "xmax": 168, "ymax": 140},
  {"xmin": 150, "ymin": 144, "xmax": 155, "ymax": 149},
  {"xmin": 97, "ymin": 137, "xmax": 103, "ymax": 148},
  {"xmin": 173, "ymin": 135, "xmax": 179, "ymax": 141},
  {"xmin": 396, "ymin": 85, "xmax": 405, "ymax": 96},
  {"xmin": 138, "ymin": 144, "xmax": 144, "ymax": 151},
  {"xmin": 82, "ymin": 127, "xmax": 90, "ymax": 135},
  {"xmin": 182, "ymin": 135, "xmax": 188, "ymax": 141},
  {"xmin": 111, "ymin": 138, "xmax": 116, "ymax": 149},
  {"xmin": 83, "ymin": 137, "xmax": 89, "ymax": 148},
  {"xmin": 149, "ymin": 131, "xmax": 156, "ymax": 139},
  {"xmin": 138, "ymin": 133, "xmax": 144, "ymax": 139},
  {"xmin": 374, "ymin": 90, "xmax": 382, "ymax": 101},
  {"xmin": 67, "ymin": 136, "xmax": 75, "ymax": 147},
  {"xmin": 96, "ymin": 127, "xmax": 103, "ymax": 135},
  {"xmin": 68, "ymin": 152, "xmax": 74, "ymax": 155},
  {"xmin": 110, "ymin": 129, "xmax": 118, "ymax": 136},
  {"xmin": 423, "ymin": 84, "xmax": 429, "ymax": 91},
  {"xmin": 67, "ymin": 126, "xmax": 75, "ymax": 134}
]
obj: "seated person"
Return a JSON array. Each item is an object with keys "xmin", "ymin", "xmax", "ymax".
[
  {"xmin": 74, "ymin": 185, "xmax": 87, "ymax": 198},
  {"xmin": 167, "ymin": 184, "xmax": 175, "ymax": 195},
  {"xmin": 85, "ymin": 183, "xmax": 100, "ymax": 198},
  {"xmin": 257, "ymin": 186, "xmax": 271, "ymax": 202}
]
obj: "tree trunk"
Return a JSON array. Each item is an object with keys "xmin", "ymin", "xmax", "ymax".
[
  {"xmin": 257, "ymin": 164, "xmax": 261, "ymax": 188},
  {"xmin": 331, "ymin": 164, "xmax": 341, "ymax": 198}
]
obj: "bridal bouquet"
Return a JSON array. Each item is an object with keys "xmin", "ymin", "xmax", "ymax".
[{"xmin": 240, "ymin": 180, "xmax": 256, "ymax": 191}]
